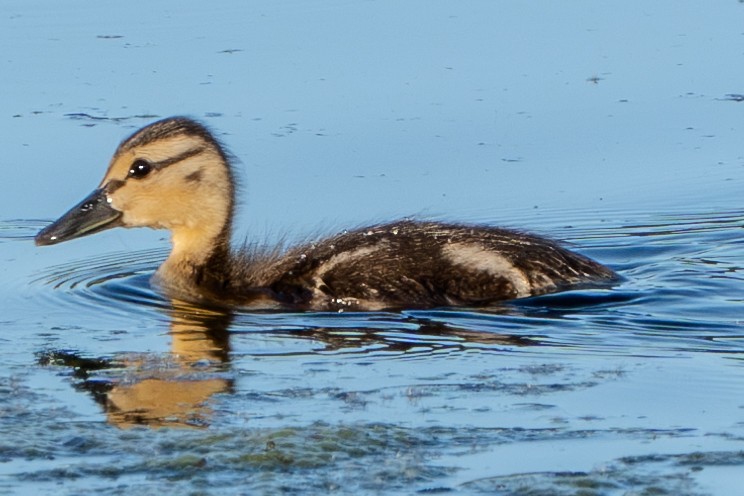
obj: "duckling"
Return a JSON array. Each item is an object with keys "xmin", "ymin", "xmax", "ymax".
[{"xmin": 35, "ymin": 117, "xmax": 616, "ymax": 311}]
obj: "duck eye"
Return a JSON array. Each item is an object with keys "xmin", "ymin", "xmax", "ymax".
[{"xmin": 128, "ymin": 160, "xmax": 152, "ymax": 179}]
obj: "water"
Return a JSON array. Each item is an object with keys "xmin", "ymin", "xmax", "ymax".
[{"xmin": 2, "ymin": 1, "xmax": 744, "ymax": 495}]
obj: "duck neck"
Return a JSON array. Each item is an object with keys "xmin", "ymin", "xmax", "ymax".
[{"xmin": 156, "ymin": 218, "xmax": 233, "ymax": 300}]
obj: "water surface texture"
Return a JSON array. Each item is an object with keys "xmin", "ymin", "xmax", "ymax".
[{"xmin": 2, "ymin": 1, "xmax": 744, "ymax": 495}]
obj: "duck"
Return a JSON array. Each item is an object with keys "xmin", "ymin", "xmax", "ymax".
[{"xmin": 35, "ymin": 117, "xmax": 617, "ymax": 311}]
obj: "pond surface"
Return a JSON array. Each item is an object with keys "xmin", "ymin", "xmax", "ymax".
[{"xmin": 2, "ymin": 1, "xmax": 744, "ymax": 495}]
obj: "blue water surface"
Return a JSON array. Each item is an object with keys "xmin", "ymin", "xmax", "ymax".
[{"xmin": 1, "ymin": 1, "xmax": 744, "ymax": 495}]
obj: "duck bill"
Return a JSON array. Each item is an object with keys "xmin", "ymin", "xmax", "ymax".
[{"xmin": 35, "ymin": 188, "xmax": 123, "ymax": 246}]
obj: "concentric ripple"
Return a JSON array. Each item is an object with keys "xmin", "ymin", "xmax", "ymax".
[
  {"xmin": 30, "ymin": 245, "xmax": 170, "ymax": 319},
  {"xmin": 0, "ymin": 219, "xmax": 47, "ymax": 242}
]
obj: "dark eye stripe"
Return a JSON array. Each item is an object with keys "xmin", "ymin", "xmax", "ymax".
[
  {"xmin": 105, "ymin": 179, "xmax": 125, "ymax": 194},
  {"xmin": 154, "ymin": 147, "xmax": 205, "ymax": 168},
  {"xmin": 126, "ymin": 147, "xmax": 205, "ymax": 181}
]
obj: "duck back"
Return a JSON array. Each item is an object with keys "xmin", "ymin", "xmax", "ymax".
[{"xmin": 222, "ymin": 221, "xmax": 616, "ymax": 311}]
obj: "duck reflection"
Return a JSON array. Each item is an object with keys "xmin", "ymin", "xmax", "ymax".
[
  {"xmin": 39, "ymin": 302, "xmax": 539, "ymax": 429},
  {"xmin": 297, "ymin": 320, "xmax": 537, "ymax": 354},
  {"xmin": 102, "ymin": 304, "xmax": 233, "ymax": 428},
  {"xmin": 39, "ymin": 302, "xmax": 234, "ymax": 429}
]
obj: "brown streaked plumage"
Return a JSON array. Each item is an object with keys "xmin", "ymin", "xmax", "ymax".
[{"xmin": 35, "ymin": 117, "xmax": 617, "ymax": 311}]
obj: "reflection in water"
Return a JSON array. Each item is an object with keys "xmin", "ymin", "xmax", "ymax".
[
  {"xmin": 299, "ymin": 322, "xmax": 537, "ymax": 354},
  {"xmin": 103, "ymin": 305, "xmax": 234, "ymax": 428},
  {"xmin": 38, "ymin": 299, "xmax": 547, "ymax": 428},
  {"xmin": 106, "ymin": 377, "xmax": 229, "ymax": 428},
  {"xmin": 40, "ymin": 304, "xmax": 234, "ymax": 429}
]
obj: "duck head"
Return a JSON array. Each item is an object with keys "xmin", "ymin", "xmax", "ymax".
[{"xmin": 35, "ymin": 117, "xmax": 235, "ymax": 261}]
